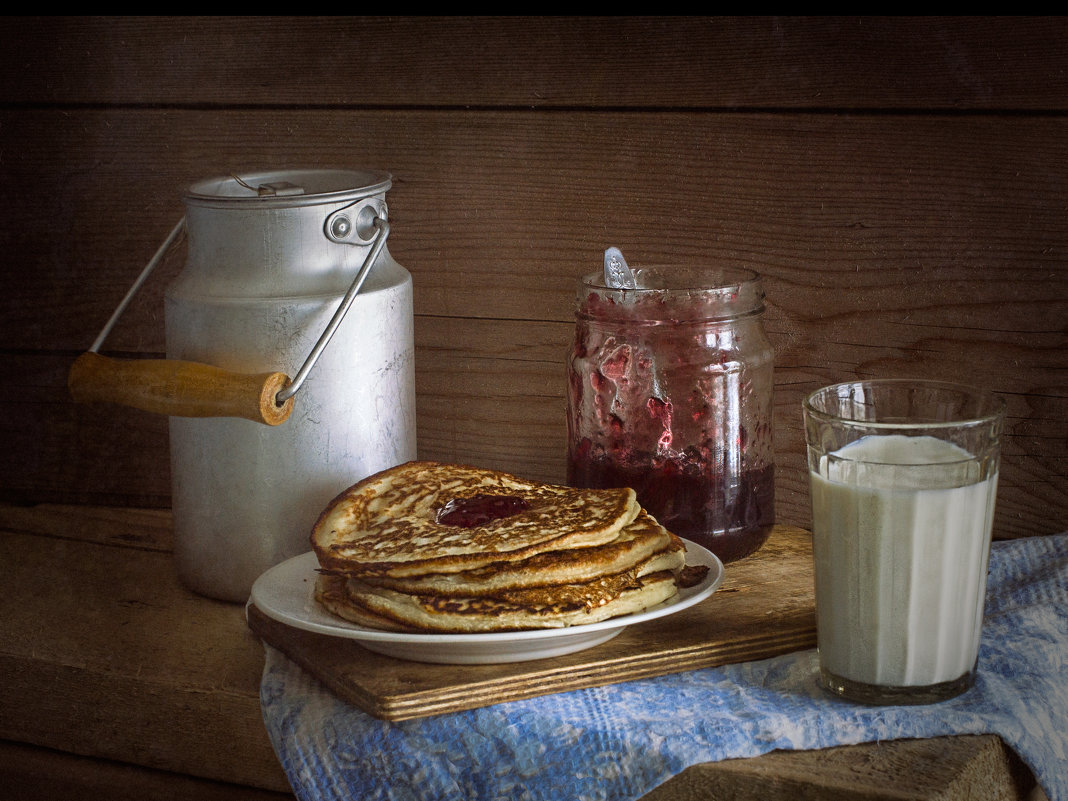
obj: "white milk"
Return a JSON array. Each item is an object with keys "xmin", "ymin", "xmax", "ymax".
[{"xmin": 810, "ymin": 434, "xmax": 998, "ymax": 687}]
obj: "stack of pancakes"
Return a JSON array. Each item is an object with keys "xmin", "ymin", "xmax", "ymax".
[{"xmin": 310, "ymin": 461, "xmax": 702, "ymax": 633}]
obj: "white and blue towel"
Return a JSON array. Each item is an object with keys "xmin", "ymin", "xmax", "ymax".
[{"xmin": 260, "ymin": 532, "xmax": 1068, "ymax": 801}]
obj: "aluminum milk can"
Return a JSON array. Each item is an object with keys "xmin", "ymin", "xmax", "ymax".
[{"xmin": 165, "ymin": 169, "xmax": 415, "ymax": 600}]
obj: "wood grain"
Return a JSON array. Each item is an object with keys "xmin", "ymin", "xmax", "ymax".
[
  {"xmin": 0, "ymin": 740, "xmax": 294, "ymax": 801},
  {"xmin": 1, "ymin": 107, "xmax": 1064, "ymax": 537},
  {"xmin": 3, "ymin": 110, "xmax": 1065, "ymax": 346},
  {"xmin": 642, "ymin": 734, "xmax": 1036, "ymax": 801},
  {"xmin": 0, "ymin": 508, "xmax": 290, "ymax": 793},
  {"xmin": 2, "ymin": 17, "xmax": 1067, "ymax": 110},
  {"xmin": 68, "ymin": 352, "xmax": 294, "ymax": 426}
]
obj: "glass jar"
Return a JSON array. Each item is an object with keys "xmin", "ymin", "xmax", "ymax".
[{"xmin": 566, "ymin": 266, "xmax": 775, "ymax": 563}]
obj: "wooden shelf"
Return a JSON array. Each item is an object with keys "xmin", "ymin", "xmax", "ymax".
[
  {"xmin": 0, "ymin": 503, "xmax": 291, "ymax": 794},
  {"xmin": 0, "ymin": 502, "xmax": 1038, "ymax": 799}
]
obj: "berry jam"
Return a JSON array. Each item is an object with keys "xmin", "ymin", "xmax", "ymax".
[
  {"xmin": 568, "ymin": 444, "xmax": 774, "ymax": 563},
  {"xmin": 565, "ymin": 266, "xmax": 775, "ymax": 564},
  {"xmin": 436, "ymin": 494, "xmax": 531, "ymax": 528}
]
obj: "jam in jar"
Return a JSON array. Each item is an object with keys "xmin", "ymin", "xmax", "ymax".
[{"xmin": 566, "ymin": 265, "xmax": 775, "ymax": 563}]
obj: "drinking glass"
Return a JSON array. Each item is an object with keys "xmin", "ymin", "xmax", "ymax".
[{"xmin": 803, "ymin": 379, "xmax": 1005, "ymax": 704}]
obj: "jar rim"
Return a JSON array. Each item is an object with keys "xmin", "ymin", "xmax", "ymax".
[
  {"xmin": 580, "ymin": 265, "xmax": 761, "ymax": 293},
  {"xmin": 576, "ymin": 266, "xmax": 765, "ymax": 320}
]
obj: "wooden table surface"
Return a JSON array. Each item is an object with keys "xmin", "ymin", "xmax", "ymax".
[{"xmin": 0, "ymin": 502, "xmax": 1040, "ymax": 800}]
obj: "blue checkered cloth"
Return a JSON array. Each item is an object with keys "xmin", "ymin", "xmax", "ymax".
[{"xmin": 260, "ymin": 533, "xmax": 1068, "ymax": 801}]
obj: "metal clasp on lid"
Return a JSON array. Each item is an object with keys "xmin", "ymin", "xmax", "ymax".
[
  {"xmin": 232, "ymin": 175, "xmax": 306, "ymax": 197},
  {"xmin": 257, "ymin": 181, "xmax": 304, "ymax": 196}
]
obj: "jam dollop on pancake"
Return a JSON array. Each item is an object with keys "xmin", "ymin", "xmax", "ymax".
[{"xmin": 436, "ymin": 494, "xmax": 532, "ymax": 528}]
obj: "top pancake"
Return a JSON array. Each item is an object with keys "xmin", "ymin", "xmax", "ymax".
[{"xmin": 311, "ymin": 461, "xmax": 640, "ymax": 577}]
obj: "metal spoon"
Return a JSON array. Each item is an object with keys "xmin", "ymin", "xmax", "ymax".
[
  {"xmin": 604, "ymin": 246, "xmax": 637, "ymax": 289},
  {"xmin": 601, "ymin": 247, "xmax": 668, "ymax": 404}
]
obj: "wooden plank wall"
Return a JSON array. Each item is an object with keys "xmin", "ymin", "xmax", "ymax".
[{"xmin": 1, "ymin": 16, "xmax": 1065, "ymax": 539}]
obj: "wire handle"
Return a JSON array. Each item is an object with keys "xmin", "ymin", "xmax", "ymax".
[{"xmin": 70, "ymin": 207, "xmax": 389, "ymax": 424}]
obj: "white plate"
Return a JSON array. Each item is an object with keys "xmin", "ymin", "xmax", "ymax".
[{"xmin": 249, "ymin": 539, "xmax": 723, "ymax": 664}]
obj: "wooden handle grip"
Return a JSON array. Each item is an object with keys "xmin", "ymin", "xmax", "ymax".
[{"xmin": 68, "ymin": 352, "xmax": 294, "ymax": 426}]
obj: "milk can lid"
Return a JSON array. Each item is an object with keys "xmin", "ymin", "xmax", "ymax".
[{"xmin": 184, "ymin": 168, "xmax": 392, "ymax": 209}]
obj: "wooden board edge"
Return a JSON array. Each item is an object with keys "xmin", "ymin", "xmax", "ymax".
[{"xmin": 247, "ymin": 603, "xmax": 817, "ymax": 722}]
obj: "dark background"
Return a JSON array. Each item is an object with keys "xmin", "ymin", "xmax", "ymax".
[{"xmin": 1, "ymin": 16, "xmax": 1065, "ymax": 539}]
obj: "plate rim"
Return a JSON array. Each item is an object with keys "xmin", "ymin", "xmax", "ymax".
[{"xmin": 249, "ymin": 538, "xmax": 724, "ymax": 647}]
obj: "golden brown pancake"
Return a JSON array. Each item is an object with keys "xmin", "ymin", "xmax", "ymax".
[
  {"xmin": 354, "ymin": 510, "xmax": 677, "ymax": 596},
  {"xmin": 317, "ymin": 568, "xmax": 680, "ymax": 633},
  {"xmin": 311, "ymin": 461, "xmax": 639, "ymax": 577},
  {"xmin": 315, "ymin": 573, "xmax": 422, "ymax": 633},
  {"xmin": 309, "ymin": 461, "xmax": 698, "ymax": 634}
]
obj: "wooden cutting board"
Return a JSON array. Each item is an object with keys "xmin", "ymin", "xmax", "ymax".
[{"xmin": 246, "ymin": 525, "xmax": 816, "ymax": 721}]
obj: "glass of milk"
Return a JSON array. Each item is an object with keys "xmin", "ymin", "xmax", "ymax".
[{"xmin": 803, "ymin": 379, "xmax": 1005, "ymax": 705}]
